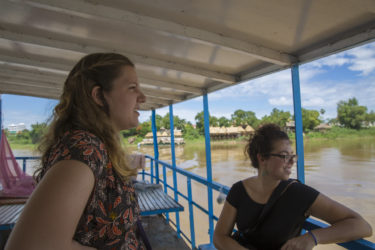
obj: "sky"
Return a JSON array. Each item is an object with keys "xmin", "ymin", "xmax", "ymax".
[{"xmin": 2, "ymin": 41, "xmax": 375, "ymax": 130}]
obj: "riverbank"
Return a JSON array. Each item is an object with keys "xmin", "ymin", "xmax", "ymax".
[{"xmin": 8, "ymin": 127, "xmax": 375, "ymax": 150}]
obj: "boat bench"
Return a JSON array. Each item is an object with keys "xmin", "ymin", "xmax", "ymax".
[
  {"xmin": 198, "ymin": 243, "xmax": 216, "ymax": 250},
  {"xmin": 0, "ymin": 188, "xmax": 183, "ymax": 230},
  {"xmin": 0, "ymin": 204, "xmax": 23, "ymax": 231},
  {"xmin": 137, "ymin": 186, "xmax": 184, "ymax": 216}
]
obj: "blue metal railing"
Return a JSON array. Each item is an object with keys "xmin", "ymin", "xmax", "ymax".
[
  {"xmin": 15, "ymin": 156, "xmax": 41, "ymax": 173},
  {"xmin": 142, "ymin": 155, "xmax": 375, "ymax": 250},
  {"xmin": 14, "ymin": 156, "xmax": 375, "ymax": 249}
]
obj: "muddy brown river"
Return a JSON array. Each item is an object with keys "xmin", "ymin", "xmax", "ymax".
[{"xmin": 15, "ymin": 137, "xmax": 375, "ymax": 249}]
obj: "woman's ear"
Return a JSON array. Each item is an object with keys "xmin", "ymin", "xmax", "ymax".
[
  {"xmin": 91, "ymin": 86, "xmax": 104, "ymax": 106},
  {"xmin": 257, "ymin": 153, "xmax": 265, "ymax": 164}
]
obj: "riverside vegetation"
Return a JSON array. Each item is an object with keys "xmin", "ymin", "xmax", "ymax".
[{"xmin": 6, "ymin": 97, "xmax": 375, "ymax": 150}]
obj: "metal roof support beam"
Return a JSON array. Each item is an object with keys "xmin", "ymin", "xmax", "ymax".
[
  {"xmin": 0, "ymin": 54, "xmax": 73, "ymax": 72},
  {"xmin": 291, "ymin": 64, "xmax": 305, "ymax": 183},
  {"xmin": 169, "ymin": 104, "xmax": 181, "ymax": 237},
  {"xmin": 0, "ymin": 82, "xmax": 60, "ymax": 99},
  {"xmin": 0, "ymin": 69, "xmax": 66, "ymax": 84},
  {"xmin": 299, "ymin": 24, "xmax": 375, "ymax": 63},
  {"xmin": 139, "ymin": 103, "xmax": 163, "ymax": 111},
  {"xmin": 0, "ymin": 29, "xmax": 235, "ymax": 83},
  {"xmin": 139, "ymin": 77, "xmax": 202, "ymax": 95},
  {"xmin": 143, "ymin": 97, "xmax": 170, "ymax": 106},
  {"xmin": 17, "ymin": 0, "xmax": 295, "ymax": 66},
  {"xmin": 142, "ymin": 89, "xmax": 184, "ymax": 102}
]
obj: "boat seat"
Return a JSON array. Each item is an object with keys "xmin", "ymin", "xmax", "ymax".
[
  {"xmin": 198, "ymin": 243, "xmax": 217, "ymax": 250},
  {"xmin": 135, "ymin": 182, "xmax": 184, "ymax": 216}
]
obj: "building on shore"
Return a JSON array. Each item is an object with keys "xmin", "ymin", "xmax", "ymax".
[
  {"xmin": 7, "ymin": 123, "xmax": 26, "ymax": 134},
  {"xmin": 140, "ymin": 129, "xmax": 185, "ymax": 145},
  {"xmin": 314, "ymin": 123, "xmax": 332, "ymax": 132},
  {"xmin": 209, "ymin": 125, "xmax": 254, "ymax": 140}
]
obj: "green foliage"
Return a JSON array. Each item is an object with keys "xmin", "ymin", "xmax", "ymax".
[
  {"xmin": 194, "ymin": 111, "xmax": 219, "ymax": 135},
  {"xmin": 218, "ymin": 116, "xmax": 231, "ymax": 127},
  {"xmin": 161, "ymin": 113, "xmax": 188, "ymax": 132},
  {"xmin": 306, "ymin": 126, "xmax": 375, "ymax": 139},
  {"xmin": 29, "ymin": 123, "xmax": 47, "ymax": 144},
  {"xmin": 260, "ymin": 108, "xmax": 291, "ymax": 128},
  {"xmin": 183, "ymin": 124, "xmax": 200, "ymax": 140},
  {"xmin": 337, "ymin": 98, "xmax": 367, "ymax": 129},
  {"xmin": 302, "ymin": 108, "xmax": 321, "ymax": 132},
  {"xmin": 231, "ymin": 109, "xmax": 259, "ymax": 127},
  {"xmin": 365, "ymin": 110, "xmax": 375, "ymax": 126}
]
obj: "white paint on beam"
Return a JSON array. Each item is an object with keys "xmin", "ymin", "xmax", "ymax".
[{"xmin": 0, "ymin": 25, "xmax": 235, "ymax": 83}]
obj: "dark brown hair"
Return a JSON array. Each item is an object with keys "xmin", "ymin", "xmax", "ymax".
[{"xmin": 245, "ymin": 123, "xmax": 289, "ymax": 168}]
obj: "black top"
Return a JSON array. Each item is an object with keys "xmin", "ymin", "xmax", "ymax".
[{"xmin": 227, "ymin": 180, "xmax": 319, "ymax": 250}]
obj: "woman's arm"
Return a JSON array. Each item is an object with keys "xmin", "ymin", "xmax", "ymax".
[
  {"xmin": 213, "ymin": 201, "xmax": 248, "ymax": 250},
  {"xmin": 5, "ymin": 160, "xmax": 97, "ymax": 250},
  {"xmin": 308, "ymin": 193, "xmax": 372, "ymax": 244},
  {"xmin": 281, "ymin": 193, "xmax": 372, "ymax": 249}
]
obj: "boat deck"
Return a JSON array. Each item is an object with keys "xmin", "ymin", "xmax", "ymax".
[{"xmin": 142, "ymin": 215, "xmax": 190, "ymax": 250}]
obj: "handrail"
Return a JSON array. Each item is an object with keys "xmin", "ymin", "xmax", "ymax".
[
  {"xmin": 16, "ymin": 155, "xmax": 375, "ymax": 249},
  {"xmin": 144, "ymin": 154, "xmax": 375, "ymax": 250}
]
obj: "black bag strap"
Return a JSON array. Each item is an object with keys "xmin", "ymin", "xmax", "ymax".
[{"xmin": 243, "ymin": 179, "xmax": 298, "ymax": 235}]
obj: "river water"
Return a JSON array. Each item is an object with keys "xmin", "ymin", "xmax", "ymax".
[{"xmin": 15, "ymin": 137, "xmax": 375, "ymax": 248}]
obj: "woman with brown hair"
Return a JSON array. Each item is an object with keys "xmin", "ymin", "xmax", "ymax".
[
  {"xmin": 213, "ymin": 123, "xmax": 372, "ymax": 250},
  {"xmin": 6, "ymin": 53, "xmax": 147, "ymax": 249}
]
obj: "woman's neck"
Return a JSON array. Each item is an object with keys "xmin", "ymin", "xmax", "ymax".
[{"xmin": 256, "ymin": 172, "xmax": 281, "ymax": 194}]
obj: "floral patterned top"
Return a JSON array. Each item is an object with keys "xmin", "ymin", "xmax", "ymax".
[{"xmin": 40, "ymin": 129, "xmax": 146, "ymax": 250}]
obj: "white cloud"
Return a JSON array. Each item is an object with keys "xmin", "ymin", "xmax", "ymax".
[
  {"xmin": 269, "ymin": 96, "xmax": 293, "ymax": 106},
  {"xmin": 346, "ymin": 44, "xmax": 375, "ymax": 76},
  {"xmin": 310, "ymin": 54, "xmax": 350, "ymax": 68}
]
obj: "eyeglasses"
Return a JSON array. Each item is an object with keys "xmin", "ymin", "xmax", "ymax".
[{"xmin": 267, "ymin": 154, "xmax": 298, "ymax": 163}]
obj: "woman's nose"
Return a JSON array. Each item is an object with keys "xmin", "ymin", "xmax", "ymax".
[{"xmin": 138, "ymin": 89, "xmax": 146, "ymax": 103}]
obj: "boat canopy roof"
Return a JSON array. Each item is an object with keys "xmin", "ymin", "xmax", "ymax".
[{"xmin": 0, "ymin": 0, "xmax": 374, "ymax": 110}]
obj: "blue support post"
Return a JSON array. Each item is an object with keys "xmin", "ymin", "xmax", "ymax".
[
  {"xmin": 151, "ymin": 110, "xmax": 160, "ymax": 184},
  {"xmin": 150, "ymin": 159, "xmax": 154, "ymax": 184},
  {"xmin": 187, "ymin": 177, "xmax": 196, "ymax": 249},
  {"xmin": 23, "ymin": 159, "xmax": 27, "ymax": 173},
  {"xmin": 169, "ymin": 104, "xmax": 181, "ymax": 237},
  {"xmin": 203, "ymin": 93, "xmax": 214, "ymax": 243},
  {"xmin": 163, "ymin": 163, "xmax": 169, "ymax": 222},
  {"xmin": 291, "ymin": 65, "xmax": 305, "ymax": 183}
]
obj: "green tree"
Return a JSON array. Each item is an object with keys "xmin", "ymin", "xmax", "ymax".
[
  {"xmin": 218, "ymin": 116, "xmax": 231, "ymax": 127},
  {"xmin": 195, "ymin": 111, "xmax": 218, "ymax": 135},
  {"xmin": 231, "ymin": 109, "xmax": 258, "ymax": 127},
  {"xmin": 365, "ymin": 110, "xmax": 375, "ymax": 126},
  {"xmin": 260, "ymin": 108, "xmax": 291, "ymax": 128},
  {"xmin": 30, "ymin": 123, "xmax": 48, "ymax": 144},
  {"xmin": 183, "ymin": 123, "xmax": 200, "ymax": 140},
  {"xmin": 302, "ymin": 108, "xmax": 321, "ymax": 132},
  {"xmin": 160, "ymin": 113, "xmax": 187, "ymax": 131},
  {"xmin": 136, "ymin": 120, "xmax": 152, "ymax": 137},
  {"xmin": 337, "ymin": 98, "xmax": 367, "ymax": 129},
  {"xmin": 121, "ymin": 128, "xmax": 137, "ymax": 137}
]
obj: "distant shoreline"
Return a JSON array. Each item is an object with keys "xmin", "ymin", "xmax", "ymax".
[{"xmin": 9, "ymin": 127, "xmax": 375, "ymax": 150}]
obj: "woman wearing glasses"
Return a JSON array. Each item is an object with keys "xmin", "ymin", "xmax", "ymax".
[{"xmin": 213, "ymin": 123, "xmax": 372, "ymax": 250}]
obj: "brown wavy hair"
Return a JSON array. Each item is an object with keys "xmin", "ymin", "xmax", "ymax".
[
  {"xmin": 36, "ymin": 53, "xmax": 136, "ymax": 180},
  {"xmin": 245, "ymin": 123, "xmax": 289, "ymax": 168}
]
